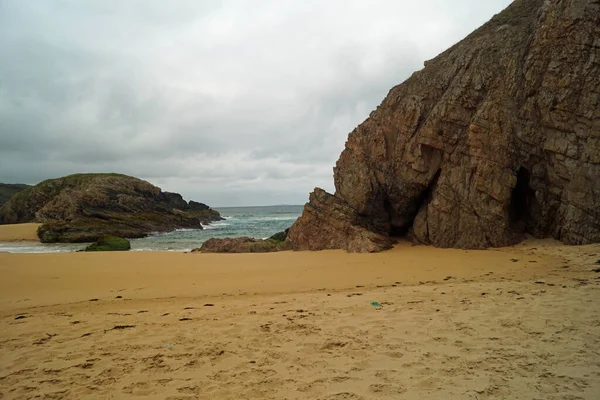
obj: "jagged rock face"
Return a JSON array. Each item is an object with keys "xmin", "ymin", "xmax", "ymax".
[
  {"xmin": 162, "ymin": 192, "xmax": 189, "ymax": 210},
  {"xmin": 188, "ymin": 201, "xmax": 210, "ymax": 211},
  {"xmin": 289, "ymin": 0, "xmax": 600, "ymax": 252},
  {"xmin": 288, "ymin": 188, "xmax": 393, "ymax": 252},
  {"xmin": 0, "ymin": 173, "xmax": 223, "ymax": 242}
]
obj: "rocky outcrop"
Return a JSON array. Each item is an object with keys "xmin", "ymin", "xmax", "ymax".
[
  {"xmin": 289, "ymin": 0, "xmax": 600, "ymax": 252},
  {"xmin": 85, "ymin": 235, "xmax": 131, "ymax": 252},
  {"xmin": 0, "ymin": 183, "xmax": 30, "ymax": 207},
  {"xmin": 288, "ymin": 189, "xmax": 393, "ymax": 252},
  {"xmin": 194, "ymin": 237, "xmax": 291, "ymax": 253},
  {"xmin": 0, "ymin": 173, "xmax": 223, "ymax": 242},
  {"xmin": 188, "ymin": 201, "xmax": 210, "ymax": 211},
  {"xmin": 269, "ymin": 229, "xmax": 289, "ymax": 242},
  {"xmin": 191, "ymin": 228, "xmax": 292, "ymax": 254}
]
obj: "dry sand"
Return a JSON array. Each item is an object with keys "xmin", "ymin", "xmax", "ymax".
[
  {"xmin": 0, "ymin": 239, "xmax": 599, "ymax": 399},
  {"xmin": 0, "ymin": 223, "xmax": 40, "ymax": 242}
]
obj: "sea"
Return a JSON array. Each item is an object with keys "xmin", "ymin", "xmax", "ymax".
[{"xmin": 0, "ymin": 205, "xmax": 304, "ymax": 254}]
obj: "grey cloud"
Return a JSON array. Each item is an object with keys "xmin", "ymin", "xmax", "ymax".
[{"xmin": 0, "ymin": 0, "xmax": 512, "ymax": 206}]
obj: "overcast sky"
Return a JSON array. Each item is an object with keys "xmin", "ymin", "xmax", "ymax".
[{"xmin": 0, "ymin": 0, "xmax": 512, "ymax": 206}]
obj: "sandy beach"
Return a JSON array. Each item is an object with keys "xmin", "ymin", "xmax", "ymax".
[
  {"xmin": 0, "ymin": 224, "xmax": 40, "ymax": 243},
  {"xmin": 1, "ymin": 238, "xmax": 599, "ymax": 399}
]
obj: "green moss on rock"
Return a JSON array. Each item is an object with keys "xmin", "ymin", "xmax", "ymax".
[{"xmin": 85, "ymin": 235, "xmax": 131, "ymax": 252}]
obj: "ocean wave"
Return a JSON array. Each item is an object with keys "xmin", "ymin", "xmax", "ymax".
[
  {"xmin": 223, "ymin": 216, "xmax": 298, "ymax": 222},
  {"xmin": 131, "ymin": 247, "xmax": 190, "ymax": 253},
  {"xmin": 144, "ymin": 231, "xmax": 164, "ymax": 237},
  {"xmin": 142, "ymin": 228, "xmax": 201, "ymax": 238},
  {"xmin": 0, "ymin": 244, "xmax": 81, "ymax": 254},
  {"xmin": 203, "ymin": 222, "xmax": 231, "ymax": 230}
]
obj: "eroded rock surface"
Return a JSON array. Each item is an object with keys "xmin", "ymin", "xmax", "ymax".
[
  {"xmin": 289, "ymin": 0, "xmax": 600, "ymax": 252},
  {"xmin": 288, "ymin": 188, "xmax": 393, "ymax": 253}
]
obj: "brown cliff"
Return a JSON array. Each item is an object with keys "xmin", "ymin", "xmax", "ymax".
[{"xmin": 288, "ymin": 0, "xmax": 600, "ymax": 252}]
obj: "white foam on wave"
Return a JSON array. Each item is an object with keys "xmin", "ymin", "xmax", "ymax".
[
  {"xmin": 203, "ymin": 222, "xmax": 230, "ymax": 230},
  {"xmin": 0, "ymin": 242, "xmax": 83, "ymax": 254},
  {"xmin": 131, "ymin": 247, "xmax": 190, "ymax": 253},
  {"xmin": 239, "ymin": 216, "xmax": 298, "ymax": 221},
  {"xmin": 144, "ymin": 231, "xmax": 163, "ymax": 237}
]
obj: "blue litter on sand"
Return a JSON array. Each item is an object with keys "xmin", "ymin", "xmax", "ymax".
[
  {"xmin": 371, "ymin": 302, "xmax": 382, "ymax": 307},
  {"xmin": 164, "ymin": 344, "xmax": 173, "ymax": 350}
]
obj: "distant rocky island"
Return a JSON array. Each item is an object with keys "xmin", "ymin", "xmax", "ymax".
[{"xmin": 0, "ymin": 173, "xmax": 223, "ymax": 243}]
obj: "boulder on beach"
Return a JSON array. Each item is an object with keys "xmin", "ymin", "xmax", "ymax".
[
  {"xmin": 85, "ymin": 235, "xmax": 131, "ymax": 252},
  {"xmin": 193, "ymin": 237, "xmax": 291, "ymax": 253}
]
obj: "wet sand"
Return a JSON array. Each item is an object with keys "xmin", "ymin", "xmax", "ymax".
[
  {"xmin": 1, "ymin": 239, "xmax": 599, "ymax": 399},
  {"xmin": 0, "ymin": 223, "xmax": 40, "ymax": 242}
]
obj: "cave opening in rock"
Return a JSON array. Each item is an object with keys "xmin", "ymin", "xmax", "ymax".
[
  {"xmin": 390, "ymin": 222, "xmax": 411, "ymax": 238},
  {"xmin": 381, "ymin": 196, "xmax": 407, "ymax": 237},
  {"xmin": 509, "ymin": 167, "xmax": 535, "ymax": 232},
  {"xmin": 386, "ymin": 169, "xmax": 441, "ymax": 238}
]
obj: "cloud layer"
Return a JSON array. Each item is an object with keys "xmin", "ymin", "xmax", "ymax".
[{"xmin": 0, "ymin": 0, "xmax": 512, "ymax": 206}]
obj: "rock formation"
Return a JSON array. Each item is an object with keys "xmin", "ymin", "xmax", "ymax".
[
  {"xmin": 288, "ymin": 0, "xmax": 600, "ymax": 252},
  {"xmin": 85, "ymin": 235, "xmax": 131, "ymax": 252},
  {"xmin": 188, "ymin": 201, "xmax": 210, "ymax": 211},
  {"xmin": 0, "ymin": 173, "xmax": 223, "ymax": 242},
  {"xmin": 194, "ymin": 237, "xmax": 291, "ymax": 253}
]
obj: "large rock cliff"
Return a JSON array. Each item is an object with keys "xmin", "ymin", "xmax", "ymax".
[
  {"xmin": 288, "ymin": 0, "xmax": 600, "ymax": 252},
  {"xmin": 0, "ymin": 173, "xmax": 223, "ymax": 242}
]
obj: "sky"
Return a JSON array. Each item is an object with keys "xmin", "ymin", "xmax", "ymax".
[{"xmin": 0, "ymin": 0, "xmax": 512, "ymax": 207}]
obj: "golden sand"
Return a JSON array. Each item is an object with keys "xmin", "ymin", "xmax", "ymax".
[
  {"xmin": 1, "ymin": 239, "xmax": 599, "ymax": 399},
  {"xmin": 0, "ymin": 223, "xmax": 40, "ymax": 242}
]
